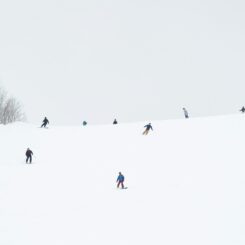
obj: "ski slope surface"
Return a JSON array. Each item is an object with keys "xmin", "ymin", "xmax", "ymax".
[{"xmin": 0, "ymin": 115, "xmax": 245, "ymax": 245}]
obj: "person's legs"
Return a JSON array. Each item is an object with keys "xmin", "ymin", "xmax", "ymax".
[
  {"xmin": 41, "ymin": 122, "xmax": 47, "ymax": 128},
  {"xmin": 26, "ymin": 156, "xmax": 28, "ymax": 163},
  {"xmin": 30, "ymin": 155, "xmax": 32, "ymax": 163},
  {"xmin": 117, "ymin": 181, "xmax": 124, "ymax": 188}
]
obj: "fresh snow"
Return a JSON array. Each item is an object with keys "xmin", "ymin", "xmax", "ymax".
[{"xmin": 1, "ymin": 115, "xmax": 245, "ymax": 245}]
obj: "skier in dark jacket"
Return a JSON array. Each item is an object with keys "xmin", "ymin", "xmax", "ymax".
[
  {"xmin": 83, "ymin": 121, "xmax": 87, "ymax": 126},
  {"xmin": 143, "ymin": 123, "xmax": 153, "ymax": 135},
  {"xmin": 183, "ymin": 108, "xmax": 189, "ymax": 118},
  {"xmin": 26, "ymin": 148, "xmax": 33, "ymax": 164},
  {"xmin": 117, "ymin": 172, "xmax": 125, "ymax": 189},
  {"xmin": 113, "ymin": 119, "xmax": 118, "ymax": 125},
  {"xmin": 240, "ymin": 107, "xmax": 245, "ymax": 113},
  {"xmin": 41, "ymin": 117, "xmax": 49, "ymax": 128}
]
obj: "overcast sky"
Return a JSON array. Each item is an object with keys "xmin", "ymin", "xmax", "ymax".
[{"xmin": 0, "ymin": 0, "xmax": 245, "ymax": 125}]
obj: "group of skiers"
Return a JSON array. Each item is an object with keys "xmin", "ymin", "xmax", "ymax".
[
  {"xmin": 25, "ymin": 109, "xmax": 191, "ymax": 188},
  {"xmin": 82, "ymin": 118, "xmax": 118, "ymax": 126},
  {"xmin": 25, "ymin": 148, "xmax": 126, "ymax": 189},
  {"xmin": 24, "ymin": 106, "xmax": 245, "ymax": 189},
  {"xmin": 25, "ymin": 117, "xmax": 49, "ymax": 163},
  {"xmin": 26, "ymin": 109, "xmax": 191, "ymax": 164},
  {"xmin": 35, "ymin": 106, "xmax": 245, "ymax": 132},
  {"xmin": 82, "ymin": 110, "xmax": 189, "ymax": 126}
]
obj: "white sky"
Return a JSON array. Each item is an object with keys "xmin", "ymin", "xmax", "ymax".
[{"xmin": 0, "ymin": 0, "xmax": 245, "ymax": 125}]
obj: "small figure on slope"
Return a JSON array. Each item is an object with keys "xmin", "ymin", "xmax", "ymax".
[
  {"xmin": 26, "ymin": 148, "xmax": 33, "ymax": 164},
  {"xmin": 41, "ymin": 117, "xmax": 49, "ymax": 128},
  {"xmin": 183, "ymin": 108, "xmax": 189, "ymax": 119},
  {"xmin": 240, "ymin": 106, "xmax": 245, "ymax": 113},
  {"xmin": 116, "ymin": 172, "xmax": 125, "ymax": 189},
  {"xmin": 83, "ymin": 121, "xmax": 87, "ymax": 126},
  {"xmin": 143, "ymin": 123, "xmax": 153, "ymax": 135},
  {"xmin": 113, "ymin": 119, "xmax": 118, "ymax": 125}
]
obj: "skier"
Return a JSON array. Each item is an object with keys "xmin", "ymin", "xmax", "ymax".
[
  {"xmin": 240, "ymin": 107, "xmax": 245, "ymax": 113},
  {"xmin": 143, "ymin": 123, "xmax": 153, "ymax": 135},
  {"xmin": 183, "ymin": 108, "xmax": 189, "ymax": 119},
  {"xmin": 116, "ymin": 172, "xmax": 125, "ymax": 189},
  {"xmin": 25, "ymin": 148, "xmax": 33, "ymax": 164},
  {"xmin": 83, "ymin": 121, "xmax": 87, "ymax": 126},
  {"xmin": 41, "ymin": 117, "xmax": 49, "ymax": 128},
  {"xmin": 113, "ymin": 119, "xmax": 118, "ymax": 125}
]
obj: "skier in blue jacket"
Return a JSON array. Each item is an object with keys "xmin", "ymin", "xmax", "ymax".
[
  {"xmin": 143, "ymin": 123, "xmax": 153, "ymax": 135},
  {"xmin": 117, "ymin": 172, "xmax": 125, "ymax": 189}
]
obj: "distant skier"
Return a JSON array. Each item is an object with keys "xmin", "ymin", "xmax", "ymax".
[
  {"xmin": 83, "ymin": 121, "xmax": 87, "ymax": 126},
  {"xmin": 25, "ymin": 148, "xmax": 33, "ymax": 164},
  {"xmin": 240, "ymin": 107, "xmax": 245, "ymax": 113},
  {"xmin": 116, "ymin": 172, "xmax": 125, "ymax": 189},
  {"xmin": 41, "ymin": 117, "xmax": 49, "ymax": 128},
  {"xmin": 183, "ymin": 108, "xmax": 189, "ymax": 119},
  {"xmin": 113, "ymin": 119, "xmax": 118, "ymax": 125},
  {"xmin": 143, "ymin": 123, "xmax": 153, "ymax": 135}
]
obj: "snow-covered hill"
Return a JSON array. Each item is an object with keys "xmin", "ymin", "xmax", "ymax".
[{"xmin": 1, "ymin": 115, "xmax": 245, "ymax": 245}]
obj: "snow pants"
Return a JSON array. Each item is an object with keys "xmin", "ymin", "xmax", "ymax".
[
  {"xmin": 26, "ymin": 155, "xmax": 32, "ymax": 163},
  {"xmin": 143, "ymin": 129, "xmax": 149, "ymax": 135},
  {"xmin": 117, "ymin": 181, "xmax": 124, "ymax": 189},
  {"xmin": 41, "ymin": 123, "xmax": 47, "ymax": 128}
]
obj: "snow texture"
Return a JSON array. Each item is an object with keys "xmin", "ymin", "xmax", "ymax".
[{"xmin": 0, "ymin": 115, "xmax": 245, "ymax": 244}]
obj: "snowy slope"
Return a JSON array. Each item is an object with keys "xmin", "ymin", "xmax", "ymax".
[{"xmin": 0, "ymin": 115, "xmax": 245, "ymax": 245}]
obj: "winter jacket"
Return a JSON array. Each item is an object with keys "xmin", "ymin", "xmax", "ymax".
[
  {"xmin": 144, "ymin": 124, "xmax": 153, "ymax": 131},
  {"xmin": 117, "ymin": 174, "xmax": 124, "ymax": 182},
  {"xmin": 26, "ymin": 150, "xmax": 33, "ymax": 157},
  {"xmin": 43, "ymin": 118, "xmax": 49, "ymax": 124}
]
